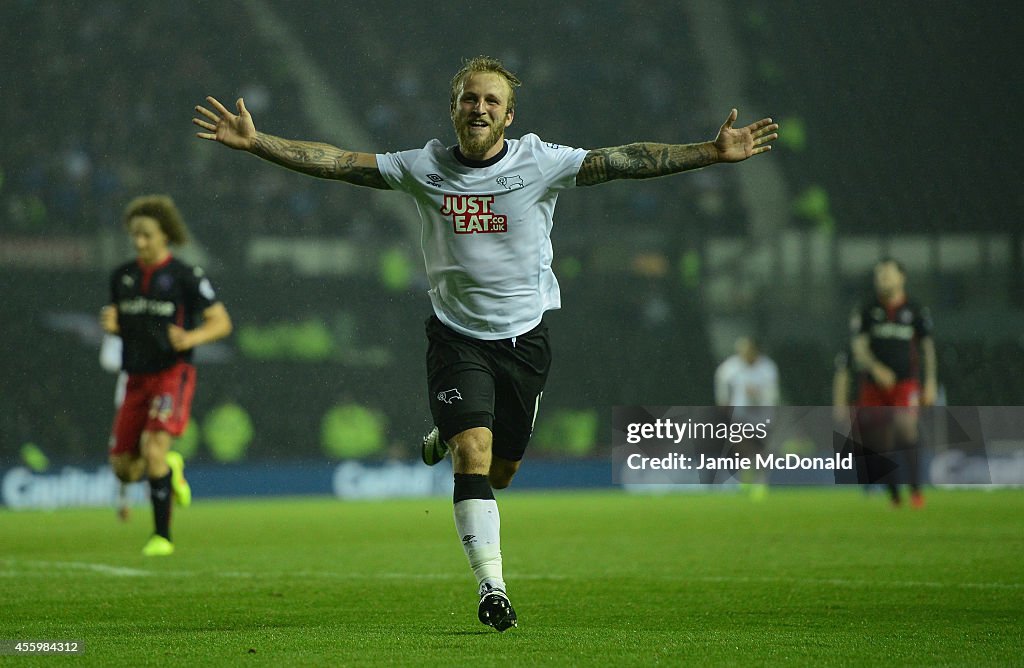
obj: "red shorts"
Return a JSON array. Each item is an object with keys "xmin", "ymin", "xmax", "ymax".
[
  {"xmin": 857, "ymin": 379, "xmax": 920, "ymax": 408},
  {"xmin": 108, "ymin": 362, "xmax": 196, "ymax": 456}
]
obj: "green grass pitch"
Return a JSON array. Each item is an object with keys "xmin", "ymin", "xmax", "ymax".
[{"xmin": 2, "ymin": 488, "xmax": 1022, "ymax": 666}]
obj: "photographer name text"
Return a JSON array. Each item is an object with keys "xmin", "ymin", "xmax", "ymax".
[{"xmin": 626, "ymin": 452, "xmax": 854, "ymax": 471}]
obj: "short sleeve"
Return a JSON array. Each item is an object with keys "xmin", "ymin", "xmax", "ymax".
[
  {"xmin": 834, "ymin": 349, "xmax": 851, "ymax": 372},
  {"xmin": 524, "ymin": 135, "xmax": 589, "ymax": 191},
  {"xmin": 849, "ymin": 307, "xmax": 868, "ymax": 336},
  {"xmin": 185, "ymin": 265, "xmax": 218, "ymax": 313},
  {"xmin": 376, "ymin": 148, "xmax": 423, "ymax": 193}
]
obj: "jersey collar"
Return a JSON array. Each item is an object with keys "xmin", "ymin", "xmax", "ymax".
[
  {"xmin": 453, "ymin": 140, "xmax": 508, "ymax": 168},
  {"xmin": 877, "ymin": 294, "xmax": 907, "ymax": 311},
  {"xmin": 136, "ymin": 254, "xmax": 173, "ymax": 271}
]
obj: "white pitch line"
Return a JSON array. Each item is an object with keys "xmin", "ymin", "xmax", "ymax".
[
  {"xmin": 0, "ymin": 560, "xmax": 565, "ymax": 582},
  {"xmin": 211, "ymin": 570, "xmax": 567, "ymax": 581},
  {"xmin": 15, "ymin": 560, "xmax": 151, "ymax": 577},
  {"xmin": 3, "ymin": 560, "xmax": 1019, "ymax": 591},
  {"xmin": 686, "ymin": 574, "xmax": 1024, "ymax": 591}
]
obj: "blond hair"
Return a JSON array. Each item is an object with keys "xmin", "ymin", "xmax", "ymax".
[{"xmin": 449, "ymin": 55, "xmax": 522, "ymax": 114}]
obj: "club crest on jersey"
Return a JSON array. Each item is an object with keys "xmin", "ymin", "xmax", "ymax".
[
  {"xmin": 439, "ymin": 194, "xmax": 508, "ymax": 234},
  {"xmin": 496, "ymin": 174, "xmax": 524, "ymax": 190}
]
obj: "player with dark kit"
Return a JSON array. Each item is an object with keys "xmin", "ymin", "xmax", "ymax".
[
  {"xmin": 101, "ymin": 194, "xmax": 233, "ymax": 556},
  {"xmin": 851, "ymin": 258, "xmax": 937, "ymax": 507}
]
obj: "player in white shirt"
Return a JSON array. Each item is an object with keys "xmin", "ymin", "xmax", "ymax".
[
  {"xmin": 195, "ymin": 56, "xmax": 779, "ymax": 631},
  {"xmin": 714, "ymin": 337, "xmax": 779, "ymax": 495},
  {"xmin": 715, "ymin": 337, "xmax": 780, "ymax": 414}
]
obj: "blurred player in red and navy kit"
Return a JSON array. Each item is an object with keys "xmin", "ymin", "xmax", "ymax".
[
  {"xmin": 100, "ymin": 195, "xmax": 232, "ymax": 556},
  {"xmin": 851, "ymin": 258, "xmax": 937, "ymax": 507}
]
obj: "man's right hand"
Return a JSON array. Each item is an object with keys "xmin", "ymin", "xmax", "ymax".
[
  {"xmin": 100, "ymin": 305, "xmax": 119, "ymax": 335},
  {"xmin": 870, "ymin": 362, "xmax": 897, "ymax": 390},
  {"xmin": 193, "ymin": 96, "xmax": 256, "ymax": 151}
]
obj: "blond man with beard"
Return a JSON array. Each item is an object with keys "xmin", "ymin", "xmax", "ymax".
[{"xmin": 195, "ymin": 55, "xmax": 778, "ymax": 631}]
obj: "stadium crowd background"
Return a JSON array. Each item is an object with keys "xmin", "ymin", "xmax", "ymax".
[{"xmin": 2, "ymin": 1, "xmax": 1021, "ymax": 466}]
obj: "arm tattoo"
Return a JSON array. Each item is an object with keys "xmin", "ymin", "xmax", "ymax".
[
  {"xmin": 576, "ymin": 142, "xmax": 719, "ymax": 187},
  {"xmin": 252, "ymin": 133, "xmax": 390, "ymax": 190}
]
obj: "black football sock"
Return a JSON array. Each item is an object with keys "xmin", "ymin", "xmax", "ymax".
[
  {"xmin": 149, "ymin": 472, "xmax": 173, "ymax": 540},
  {"xmin": 453, "ymin": 472, "xmax": 494, "ymax": 504},
  {"xmin": 899, "ymin": 437, "xmax": 922, "ymax": 492}
]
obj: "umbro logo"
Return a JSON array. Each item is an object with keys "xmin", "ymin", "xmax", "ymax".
[
  {"xmin": 437, "ymin": 388, "xmax": 463, "ymax": 404},
  {"xmin": 461, "ymin": 534, "xmax": 476, "ymax": 545},
  {"xmin": 425, "ymin": 173, "xmax": 445, "ymax": 186},
  {"xmin": 122, "ymin": 275, "xmax": 135, "ymax": 287}
]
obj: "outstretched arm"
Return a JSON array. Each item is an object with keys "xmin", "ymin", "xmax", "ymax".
[
  {"xmin": 193, "ymin": 96, "xmax": 390, "ymax": 190},
  {"xmin": 577, "ymin": 109, "xmax": 778, "ymax": 187}
]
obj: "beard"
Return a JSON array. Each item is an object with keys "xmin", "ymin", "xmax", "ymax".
[{"xmin": 453, "ymin": 115, "xmax": 505, "ymax": 157}]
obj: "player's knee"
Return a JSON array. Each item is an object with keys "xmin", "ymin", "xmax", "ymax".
[
  {"xmin": 449, "ymin": 427, "xmax": 492, "ymax": 469},
  {"xmin": 110, "ymin": 456, "xmax": 144, "ymax": 483},
  {"xmin": 488, "ymin": 460, "xmax": 520, "ymax": 489},
  {"xmin": 111, "ymin": 465, "xmax": 133, "ymax": 484},
  {"xmin": 139, "ymin": 432, "xmax": 172, "ymax": 473}
]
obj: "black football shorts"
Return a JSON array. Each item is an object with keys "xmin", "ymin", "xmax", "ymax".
[{"xmin": 425, "ymin": 315, "xmax": 550, "ymax": 462}]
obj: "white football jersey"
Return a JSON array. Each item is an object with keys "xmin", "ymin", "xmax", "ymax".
[
  {"xmin": 377, "ymin": 134, "xmax": 588, "ymax": 340},
  {"xmin": 714, "ymin": 355, "xmax": 780, "ymax": 408}
]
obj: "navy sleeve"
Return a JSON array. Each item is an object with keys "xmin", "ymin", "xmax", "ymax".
[{"xmin": 183, "ymin": 264, "xmax": 218, "ymax": 316}]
